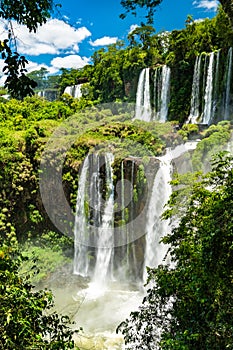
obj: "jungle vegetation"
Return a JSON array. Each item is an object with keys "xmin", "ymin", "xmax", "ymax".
[{"xmin": 1, "ymin": 1, "xmax": 233, "ymax": 349}]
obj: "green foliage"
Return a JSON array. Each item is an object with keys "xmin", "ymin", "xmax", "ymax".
[
  {"xmin": 192, "ymin": 121, "xmax": 231, "ymax": 171},
  {"xmin": 118, "ymin": 152, "xmax": 233, "ymax": 349},
  {"xmin": 178, "ymin": 123, "xmax": 199, "ymax": 140},
  {"xmin": 21, "ymin": 231, "xmax": 72, "ymax": 283},
  {"xmin": 0, "ymin": 236, "xmax": 78, "ymax": 349}
]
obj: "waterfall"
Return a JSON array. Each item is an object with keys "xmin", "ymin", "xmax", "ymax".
[
  {"xmin": 143, "ymin": 142, "xmax": 198, "ymax": 281},
  {"xmin": 74, "ymin": 84, "xmax": 83, "ymax": 99},
  {"xmin": 224, "ymin": 47, "xmax": 232, "ymax": 120},
  {"xmin": 73, "ymin": 156, "xmax": 90, "ymax": 277},
  {"xmin": 64, "ymin": 86, "xmax": 73, "ymax": 96},
  {"xmin": 154, "ymin": 65, "xmax": 171, "ymax": 122},
  {"xmin": 135, "ymin": 68, "xmax": 152, "ymax": 121},
  {"xmin": 188, "ymin": 49, "xmax": 233, "ymax": 124},
  {"xmin": 143, "ymin": 153, "xmax": 172, "ymax": 281},
  {"xmin": 159, "ymin": 65, "xmax": 171, "ymax": 122},
  {"xmin": 92, "ymin": 153, "xmax": 115, "ymax": 285},
  {"xmin": 64, "ymin": 84, "xmax": 83, "ymax": 98},
  {"xmin": 212, "ymin": 50, "xmax": 220, "ymax": 118},
  {"xmin": 188, "ymin": 55, "xmax": 202, "ymax": 123},
  {"xmin": 74, "ymin": 143, "xmax": 198, "ymax": 286},
  {"xmin": 73, "ymin": 153, "xmax": 115, "ymax": 282},
  {"xmin": 202, "ymin": 52, "xmax": 215, "ymax": 124}
]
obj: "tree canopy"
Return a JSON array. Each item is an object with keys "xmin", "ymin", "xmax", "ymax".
[
  {"xmin": 0, "ymin": 0, "xmax": 53, "ymax": 99},
  {"xmin": 120, "ymin": 0, "xmax": 162, "ymax": 24}
]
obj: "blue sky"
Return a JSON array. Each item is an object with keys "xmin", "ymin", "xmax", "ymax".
[{"xmin": 0, "ymin": 0, "xmax": 219, "ymax": 80}]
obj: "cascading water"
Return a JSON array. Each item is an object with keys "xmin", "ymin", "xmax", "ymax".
[
  {"xmin": 135, "ymin": 68, "xmax": 152, "ymax": 121},
  {"xmin": 202, "ymin": 52, "xmax": 215, "ymax": 124},
  {"xmin": 92, "ymin": 153, "xmax": 115, "ymax": 285},
  {"xmin": 73, "ymin": 156, "xmax": 90, "ymax": 277},
  {"xmin": 189, "ymin": 48, "xmax": 233, "ymax": 124},
  {"xmin": 212, "ymin": 50, "xmax": 220, "ymax": 117},
  {"xmin": 188, "ymin": 54, "xmax": 202, "ymax": 123},
  {"xmin": 135, "ymin": 66, "xmax": 171, "ymax": 122},
  {"xmin": 143, "ymin": 142, "xmax": 198, "ymax": 282},
  {"xmin": 70, "ymin": 142, "xmax": 199, "ymax": 347},
  {"xmin": 73, "ymin": 153, "xmax": 115, "ymax": 283},
  {"xmin": 143, "ymin": 153, "xmax": 172, "ymax": 281},
  {"xmin": 64, "ymin": 84, "xmax": 83, "ymax": 98},
  {"xmin": 154, "ymin": 65, "xmax": 171, "ymax": 122},
  {"xmin": 224, "ymin": 47, "xmax": 233, "ymax": 120}
]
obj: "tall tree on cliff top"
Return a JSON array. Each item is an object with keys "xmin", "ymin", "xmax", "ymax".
[
  {"xmin": 120, "ymin": 0, "xmax": 163, "ymax": 23},
  {"xmin": 0, "ymin": 0, "xmax": 54, "ymax": 99},
  {"xmin": 219, "ymin": 0, "xmax": 233, "ymax": 26}
]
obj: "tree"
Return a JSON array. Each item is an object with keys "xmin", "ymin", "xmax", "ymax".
[
  {"xmin": 219, "ymin": 0, "xmax": 233, "ymax": 27},
  {"xmin": 0, "ymin": 0, "xmax": 53, "ymax": 99},
  {"xmin": 120, "ymin": 0, "xmax": 162, "ymax": 24},
  {"xmin": 27, "ymin": 67, "xmax": 49, "ymax": 90},
  {"xmin": 118, "ymin": 152, "xmax": 233, "ymax": 349},
  {"xmin": 0, "ymin": 235, "xmax": 78, "ymax": 349}
]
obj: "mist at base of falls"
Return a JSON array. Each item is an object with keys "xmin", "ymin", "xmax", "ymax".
[{"xmin": 44, "ymin": 266, "xmax": 143, "ymax": 349}]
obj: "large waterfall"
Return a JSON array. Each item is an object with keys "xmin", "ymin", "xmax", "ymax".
[
  {"xmin": 135, "ymin": 65, "xmax": 171, "ymax": 122},
  {"xmin": 143, "ymin": 142, "xmax": 198, "ymax": 281},
  {"xmin": 73, "ymin": 143, "xmax": 197, "ymax": 286},
  {"xmin": 188, "ymin": 48, "xmax": 233, "ymax": 124},
  {"xmin": 135, "ymin": 68, "xmax": 152, "ymax": 121},
  {"xmin": 92, "ymin": 153, "xmax": 115, "ymax": 285},
  {"xmin": 74, "ymin": 153, "xmax": 115, "ymax": 282},
  {"xmin": 154, "ymin": 65, "xmax": 171, "ymax": 122},
  {"xmin": 143, "ymin": 152, "xmax": 172, "ymax": 281},
  {"xmin": 224, "ymin": 47, "xmax": 233, "ymax": 120},
  {"xmin": 70, "ymin": 144, "xmax": 198, "ymax": 347},
  {"xmin": 188, "ymin": 55, "xmax": 202, "ymax": 123},
  {"xmin": 73, "ymin": 155, "xmax": 90, "ymax": 277}
]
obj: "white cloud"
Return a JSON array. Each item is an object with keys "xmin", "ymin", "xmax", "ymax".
[
  {"xmin": 128, "ymin": 24, "xmax": 139, "ymax": 33},
  {"xmin": 194, "ymin": 18, "xmax": 206, "ymax": 23},
  {"xmin": 0, "ymin": 19, "xmax": 92, "ymax": 56},
  {"xmin": 193, "ymin": 0, "xmax": 219, "ymax": 11},
  {"xmin": 0, "ymin": 58, "xmax": 59, "ymax": 86},
  {"xmin": 51, "ymin": 55, "xmax": 91, "ymax": 69},
  {"xmin": 89, "ymin": 36, "xmax": 118, "ymax": 47}
]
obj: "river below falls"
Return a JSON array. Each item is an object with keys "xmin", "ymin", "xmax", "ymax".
[{"xmin": 41, "ymin": 267, "xmax": 144, "ymax": 350}]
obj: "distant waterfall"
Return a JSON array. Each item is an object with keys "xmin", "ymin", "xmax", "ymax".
[
  {"xmin": 224, "ymin": 47, "xmax": 233, "ymax": 120},
  {"xmin": 188, "ymin": 55, "xmax": 202, "ymax": 123},
  {"xmin": 212, "ymin": 50, "xmax": 220, "ymax": 117},
  {"xmin": 188, "ymin": 48, "xmax": 233, "ymax": 124},
  {"xmin": 202, "ymin": 52, "xmax": 215, "ymax": 124},
  {"xmin": 64, "ymin": 84, "xmax": 83, "ymax": 98},
  {"xmin": 154, "ymin": 65, "xmax": 171, "ymax": 122},
  {"xmin": 134, "ymin": 66, "xmax": 171, "ymax": 122},
  {"xmin": 135, "ymin": 68, "xmax": 152, "ymax": 121}
]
